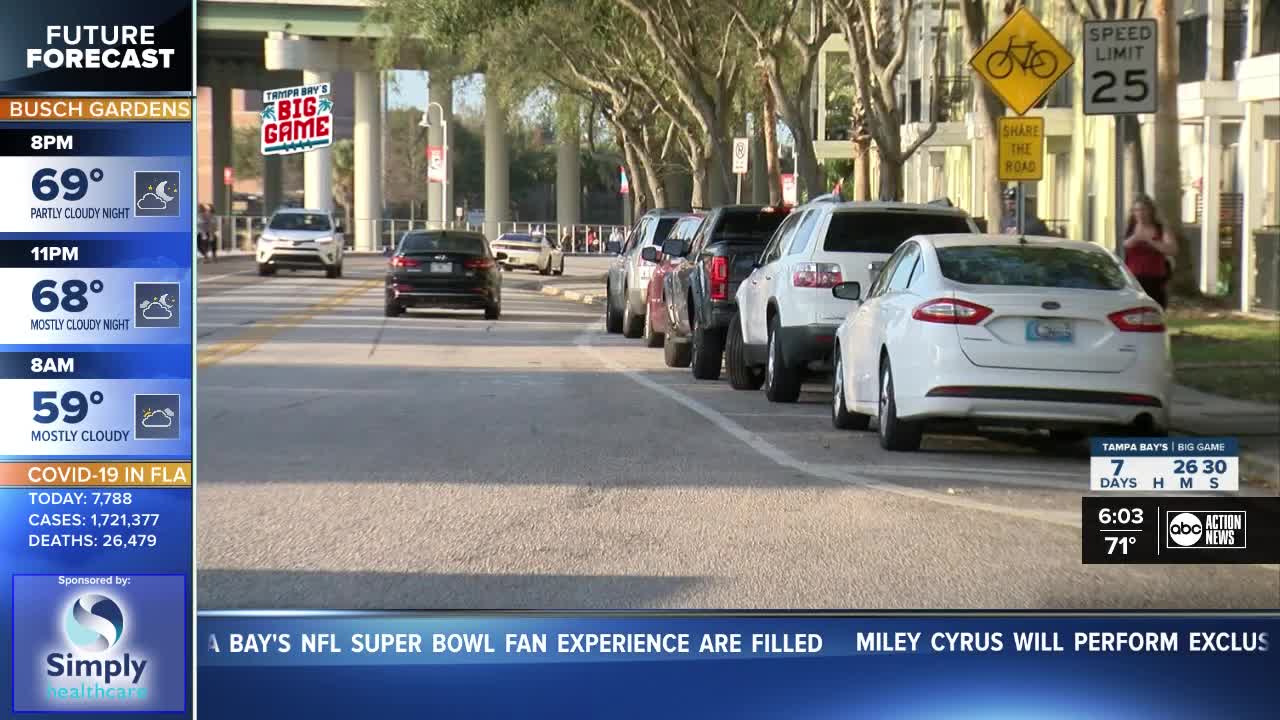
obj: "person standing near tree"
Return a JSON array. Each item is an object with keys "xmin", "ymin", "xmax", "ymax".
[
  {"xmin": 1122, "ymin": 194, "xmax": 1178, "ymax": 308},
  {"xmin": 197, "ymin": 204, "xmax": 213, "ymax": 262}
]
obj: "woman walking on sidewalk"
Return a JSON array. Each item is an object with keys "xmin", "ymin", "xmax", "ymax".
[{"xmin": 1122, "ymin": 194, "xmax": 1177, "ymax": 308}]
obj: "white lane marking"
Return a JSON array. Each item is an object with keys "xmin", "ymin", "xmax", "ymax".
[
  {"xmin": 198, "ymin": 269, "xmax": 255, "ymax": 282},
  {"xmin": 575, "ymin": 321, "xmax": 1082, "ymax": 528}
]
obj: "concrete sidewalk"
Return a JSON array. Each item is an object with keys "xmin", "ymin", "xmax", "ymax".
[{"xmin": 1171, "ymin": 384, "xmax": 1280, "ymax": 488}]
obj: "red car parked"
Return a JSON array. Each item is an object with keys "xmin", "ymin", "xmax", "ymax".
[{"xmin": 639, "ymin": 214, "xmax": 704, "ymax": 348}]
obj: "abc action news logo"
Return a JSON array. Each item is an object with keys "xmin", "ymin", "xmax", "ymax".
[{"xmin": 1166, "ymin": 511, "xmax": 1246, "ymax": 550}]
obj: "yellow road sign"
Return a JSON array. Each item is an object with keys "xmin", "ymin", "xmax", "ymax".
[
  {"xmin": 970, "ymin": 7, "xmax": 1074, "ymax": 116},
  {"xmin": 998, "ymin": 117, "xmax": 1044, "ymax": 182}
]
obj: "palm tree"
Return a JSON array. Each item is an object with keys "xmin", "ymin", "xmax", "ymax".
[{"xmin": 331, "ymin": 139, "xmax": 355, "ymax": 234}]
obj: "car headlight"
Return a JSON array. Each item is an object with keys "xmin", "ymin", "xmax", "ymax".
[{"xmin": 258, "ymin": 236, "xmax": 274, "ymax": 246}]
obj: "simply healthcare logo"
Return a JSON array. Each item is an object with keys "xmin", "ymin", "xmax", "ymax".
[{"xmin": 44, "ymin": 592, "xmax": 151, "ymax": 702}]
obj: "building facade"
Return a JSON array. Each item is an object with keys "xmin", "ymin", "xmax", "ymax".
[{"xmin": 813, "ymin": 0, "xmax": 1279, "ymax": 311}]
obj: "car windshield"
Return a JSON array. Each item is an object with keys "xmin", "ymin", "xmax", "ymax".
[
  {"xmin": 711, "ymin": 210, "xmax": 789, "ymax": 247},
  {"xmin": 825, "ymin": 212, "xmax": 971, "ymax": 253},
  {"xmin": 269, "ymin": 213, "xmax": 331, "ymax": 231},
  {"xmin": 936, "ymin": 245, "xmax": 1129, "ymax": 290},
  {"xmin": 399, "ymin": 232, "xmax": 487, "ymax": 255}
]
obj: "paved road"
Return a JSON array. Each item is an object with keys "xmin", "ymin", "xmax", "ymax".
[{"xmin": 196, "ymin": 255, "xmax": 1279, "ymax": 609}]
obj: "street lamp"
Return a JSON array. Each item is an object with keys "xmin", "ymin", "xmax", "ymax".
[{"xmin": 420, "ymin": 101, "xmax": 449, "ymax": 228}]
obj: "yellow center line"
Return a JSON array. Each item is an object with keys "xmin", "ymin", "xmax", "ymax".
[{"xmin": 198, "ymin": 279, "xmax": 382, "ymax": 367}]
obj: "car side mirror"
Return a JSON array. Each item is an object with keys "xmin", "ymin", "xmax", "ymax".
[
  {"xmin": 640, "ymin": 246, "xmax": 660, "ymax": 263},
  {"xmin": 605, "ymin": 240, "xmax": 622, "ymax": 254},
  {"xmin": 661, "ymin": 238, "xmax": 687, "ymax": 258},
  {"xmin": 496, "ymin": 251, "xmax": 509, "ymax": 261},
  {"xmin": 832, "ymin": 281, "xmax": 862, "ymax": 302}
]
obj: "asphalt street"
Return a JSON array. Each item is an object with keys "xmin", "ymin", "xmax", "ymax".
[{"xmin": 196, "ymin": 254, "xmax": 1280, "ymax": 609}]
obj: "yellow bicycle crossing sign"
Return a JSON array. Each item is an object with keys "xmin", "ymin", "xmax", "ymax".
[{"xmin": 970, "ymin": 7, "xmax": 1074, "ymax": 116}]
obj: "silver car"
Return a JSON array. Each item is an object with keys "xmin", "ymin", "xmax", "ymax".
[
  {"xmin": 605, "ymin": 210, "xmax": 686, "ymax": 337},
  {"xmin": 256, "ymin": 208, "xmax": 346, "ymax": 278}
]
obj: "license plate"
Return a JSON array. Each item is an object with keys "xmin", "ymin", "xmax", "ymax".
[
  {"xmin": 429, "ymin": 262, "xmax": 452, "ymax": 273},
  {"xmin": 1026, "ymin": 318, "xmax": 1073, "ymax": 343}
]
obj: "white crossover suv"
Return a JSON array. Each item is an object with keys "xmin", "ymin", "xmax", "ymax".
[
  {"xmin": 729, "ymin": 197, "xmax": 978, "ymax": 402},
  {"xmin": 491, "ymin": 232, "xmax": 564, "ymax": 275},
  {"xmin": 257, "ymin": 208, "xmax": 345, "ymax": 278}
]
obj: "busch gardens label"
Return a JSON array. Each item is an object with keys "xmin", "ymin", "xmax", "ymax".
[{"xmin": 260, "ymin": 82, "xmax": 333, "ymax": 155}]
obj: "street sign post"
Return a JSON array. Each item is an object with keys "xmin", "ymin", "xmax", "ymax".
[
  {"xmin": 732, "ymin": 137, "xmax": 749, "ymax": 203},
  {"xmin": 969, "ymin": 7, "xmax": 1074, "ymax": 117},
  {"xmin": 1084, "ymin": 19, "xmax": 1157, "ymax": 248},
  {"xmin": 997, "ymin": 117, "xmax": 1044, "ymax": 183},
  {"xmin": 971, "ymin": 7, "xmax": 1071, "ymax": 235}
]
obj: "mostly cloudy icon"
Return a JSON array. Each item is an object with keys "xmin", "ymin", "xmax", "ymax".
[
  {"xmin": 135, "ymin": 394, "xmax": 180, "ymax": 440},
  {"xmin": 134, "ymin": 282, "xmax": 180, "ymax": 328},
  {"xmin": 134, "ymin": 171, "xmax": 180, "ymax": 217}
]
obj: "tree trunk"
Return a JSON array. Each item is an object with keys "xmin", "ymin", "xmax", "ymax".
[
  {"xmin": 1153, "ymin": 0, "xmax": 1192, "ymax": 294},
  {"xmin": 961, "ymin": 0, "xmax": 1005, "ymax": 230},
  {"xmin": 1122, "ymin": 114, "xmax": 1146, "ymax": 199},
  {"xmin": 689, "ymin": 152, "xmax": 709, "ymax": 209},
  {"xmin": 877, "ymin": 152, "xmax": 904, "ymax": 202},
  {"xmin": 853, "ymin": 137, "xmax": 871, "ymax": 201},
  {"xmin": 762, "ymin": 76, "xmax": 783, "ymax": 206},
  {"xmin": 768, "ymin": 53, "xmax": 824, "ymax": 198}
]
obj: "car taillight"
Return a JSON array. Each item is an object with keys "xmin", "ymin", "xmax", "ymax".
[
  {"xmin": 1108, "ymin": 306, "xmax": 1165, "ymax": 332},
  {"xmin": 394, "ymin": 284, "xmax": 413, "ymax": 293},
  {"xmin": 391, "ymin": 256, "xmax": 420, "ymax": 268},
  {"xmin": 792, "ymin": 262, "xmax": 842, "ymax": 288},
  {"xmin": 464, "ymin": 257, "xmax": 495, "ymax": 270},
  {"xmin": 709, "ymin": 256, "xmax": 729, "ymax": 300},
  {"xmin": 912, "ymin": 298, "xmax": 993, "ymax": 325}
]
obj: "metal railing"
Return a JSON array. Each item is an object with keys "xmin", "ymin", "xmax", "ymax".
[{"xmin": 203, "ymin": 215, "xmax": 629, "ymax": 256}]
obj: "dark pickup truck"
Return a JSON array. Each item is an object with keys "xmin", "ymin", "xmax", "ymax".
[{"xmin": 660, "ymin": 205, "xmax": 791, "ymax": 379}]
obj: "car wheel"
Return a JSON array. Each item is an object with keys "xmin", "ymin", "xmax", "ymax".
[
  {"xmin": 384, "ymin": 299, "xmax": 403, "ymax": 317},
  {"xmin": 257, "ymin": 264, "xmax": 275, "ymax": 276},
  {"xmin": 325, "ymin": 265, "xmax": 340, "ymax": 279},
  {"xmin": 642, "ymin": 306, "xmax": 664, "ymax": 348},
  {"xmin": 539, "ymin": 257, "xmax": 551, "ymax": 276},
  {"xmin": 832, "ymin": 346, "xmax": 870, "ymax": 430},
  {"xmin": 763, "ymin": 316, "xmax": 801, "ymax": 402},
  {"xmin": 605, "ymin": 280, "xmax": 624, "ymax": 334},
  {"xmin": 553, "ymin": 259, "xmax": 564, "ymax": 276},
  {"xmin": 690, "ymin": 311, "xmax": 724, "ymax": 380},
  {"xmin": 484, "ymin": 303, "xmax": 501, "ymax": 320},
  {"xmin": 726, "ymin": 314, "xmax": 763, "ymax": 390},
  {"xmin": 663, "ymin": 332, "xmax": 692, "ymax": 368},
  {"xmin": 878, "ymin": 357, "xmax": 922, "ymax": 451},
  {"xmin": 621, "ymin": 293, "xmax": 643, "ymax": 339}
]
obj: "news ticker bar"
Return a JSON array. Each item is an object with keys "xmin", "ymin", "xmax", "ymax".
[
  {"xmin": 194, "ymin": 614, "xmax": 1279, "ymax": 717},
  {"xmin": 1082, "ymin": 496, "xmax": 1280, "ymax": 563}
]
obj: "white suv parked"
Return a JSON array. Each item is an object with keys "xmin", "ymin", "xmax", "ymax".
[{"xmin": 727, "ymin": 197, "xmax": 978, "ymax": 402}]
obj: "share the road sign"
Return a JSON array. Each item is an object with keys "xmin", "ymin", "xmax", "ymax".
[
  {"xmin": 970, "ymin": 7, "xmax": 1074, "ymax": 116},
  {"xmin": 997, "ymin": 117, "xmax": 1044, "ymax": 182}
]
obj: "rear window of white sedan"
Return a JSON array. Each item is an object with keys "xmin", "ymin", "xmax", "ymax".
[{"xmin": 936, "ymin": 245, "xmax": 1128, "ymax": 290}]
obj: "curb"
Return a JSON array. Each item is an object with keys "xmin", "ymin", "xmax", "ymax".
[
  {"xmin": 539, "ymin": 285, "xmax": 603, "ymax": 306},
  {"xmin": 1241, "ymin": 451, "xmax": 1280, "ymax": 490}
]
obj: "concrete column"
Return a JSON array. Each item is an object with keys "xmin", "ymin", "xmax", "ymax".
[
  {"xmin": 483, "ymin": 80, "xmax": 509, "ymax": 240},
  {"xmin": 303, "ymin": 70, "xmax": 333, "ymax": 212},
  {"xmin": 211, "ymin": 85, "xmax": 232, "ymax": 215},
  {"xmin": 1207, "ymin": 0, "xmax": 1225, "ymax": 82},
  {"xmin": 1239, "ymin": 102, "xmax": 1263, "ymax": 311},
  {"xmin": 1201, "ymin": 116, "xmax": 1223, "ymax": 294},
  {"xmin": 556, "ymin": 127, "xmax": 581, "ymax": 230},
  {"xmin": 262, "ymin": 154, "xmax": 283, "ymax": 215},
  {"xmin": 354, "ymin": 70, "xmax": 382, "ymax": 251},
  {"xmin": 427, "ymin": 72, "xmax": 454, "ymax": 226}
]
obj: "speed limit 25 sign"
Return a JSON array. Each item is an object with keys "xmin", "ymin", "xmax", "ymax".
[{"xmin": 1083, "ymin": 19, "xmax": 1156, "ymax": 115}]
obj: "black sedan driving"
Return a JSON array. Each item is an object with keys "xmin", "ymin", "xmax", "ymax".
[{"xmin": 384, "ymin": 230, "xmax": 504, "ymax": 319}]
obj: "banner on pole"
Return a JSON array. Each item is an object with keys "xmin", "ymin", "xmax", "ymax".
[
  {"xmin": 427, "ymin": 146, "xmax": 446, "ymax": 183},
  {"xmin": 619, "ymin": 167, "xmax": 630, "ymax": 195}
]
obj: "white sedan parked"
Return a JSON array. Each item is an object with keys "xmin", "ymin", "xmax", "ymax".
[{"xmin": 830, "ymin": 234, "xmax": 1172, "ymax": 451}]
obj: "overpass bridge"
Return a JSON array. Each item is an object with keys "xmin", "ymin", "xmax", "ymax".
[{"xmin": 198, "ymin": 0, "xmax": 584, "ymax": 247}]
